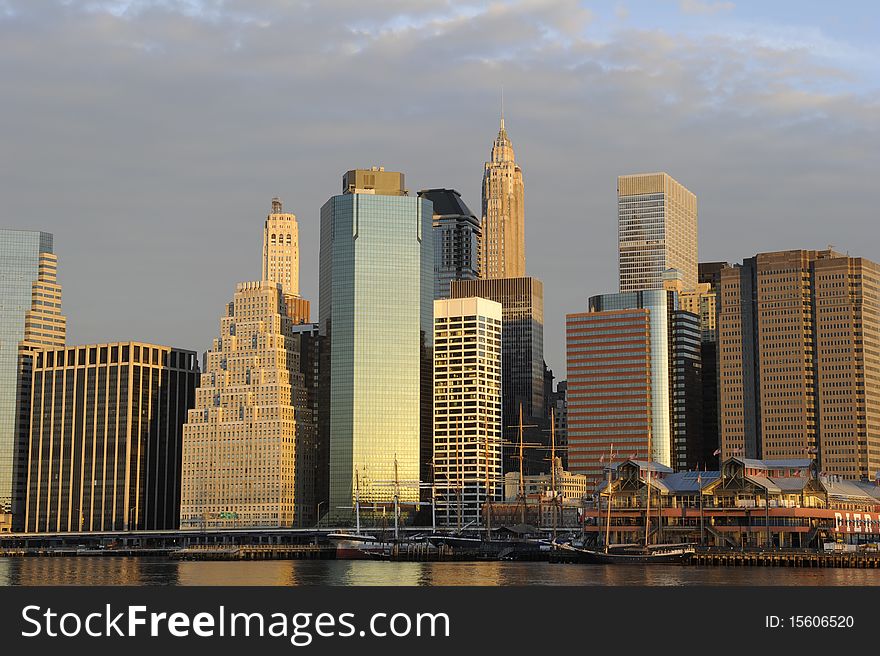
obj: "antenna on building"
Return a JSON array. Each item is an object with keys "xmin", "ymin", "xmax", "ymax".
[{"xmin": 500, "ymin": 86, "xmax": 504, "ymax": 130}]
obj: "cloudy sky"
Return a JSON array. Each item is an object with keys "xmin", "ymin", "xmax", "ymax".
[{"xmin": 2, "ymin": 0, "xmax": 878, "ymax": 376}]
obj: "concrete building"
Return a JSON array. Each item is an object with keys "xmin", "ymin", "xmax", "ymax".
[
  {"xmin": 480, "ymin": 115, "xmax": 525, "ymax": 280},
  {"xmin": 320, "ymin": 167, "xmax": 433, "ymax": 521},
  {"xmin": 719, "ymin": 249, "xmax": 880, "ymax": 481},
  {"xmin": 450, "ymin": 277, "xmax": 546, "ymax": 474},
  {"xmin": 418, "ymin": 188, "xmax": 480, "ymax": 299},
  {"xmin": 433, "ymin": 297, "xmax": 502, "ymax": 527},
  {"xmin": 262, "ymin": 197, "xmax": 300, "ymax": 297},
  {"xmin": 181, "ymin": 281, "xmax": 315, "ymax": 528},
  {"xmin": 618, "ymin": 173, "xmax": 698, "ymax": 293},
  {"xmin": 503, "ymin": 458, "xmax": 587, "ymax": 502},
  {"xmin": 24, "ymin": 343, "xmax": 197, "ymax": 532},
  {"xmin": 0, "ymin": 229, "xmax": 66, "ymax": 531},
  {"xmin": 566, "ymin": 288, "xmax": 702, "ymax": 482}
]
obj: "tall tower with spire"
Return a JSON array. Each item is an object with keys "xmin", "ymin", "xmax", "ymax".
[
  {"xmin": 262, "ymin": 197, "xmax": 299, "ymax": 297},
  {"xmin": 479, "ymin": 107, "xmax": 525, "ymax": 279}
]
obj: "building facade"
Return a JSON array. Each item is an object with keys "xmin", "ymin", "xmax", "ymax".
[
  {"xmin": 718, "ymin": 250, "xmax": 880, "ymax": 481},
  {"xmin": 0, "ymin": 229, "xmax": 66, "ymax": 531},
  {"xmin": 320, "ymin": 168, "xmax": 433, "ymax": 521},
  {"xmin": 418, "ymin": 188, "xmax": 480, "ymax": 299},
  {"xmin": 181, "ymin": 282, "xmax": 315, "ymax": 529},
  {"xmin": 262, "ymin": 197, "xmax": 300, "ymax": 297},
  {"xmin": 618, "ymin": 173, "xmax": 698, "ymax": 293},
  {"xmin": 450, "ymin": 277, "xmax": 546, "ymax": 474},
  {"xmin": 480, "ymin": 116, "xmax": 525, "ymax": 280},
  {"xmin": 567, "ymin": 289, "xmax": 702, "ymax": 482},
  {"xmin": 433, "ymin": 297, "xmax": 502, "ymax": 527},
  {"xmin": 585, "ymin": 457, "xmax": 880, "ymax": 550},
  {"xmin": 24, "ymin": 343, "xmax": 197, "ymax": 532}
]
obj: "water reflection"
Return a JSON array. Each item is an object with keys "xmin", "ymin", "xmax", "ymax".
[{"xmin": 2, "ymin": 558, "xmax": 880, "ymax": 586}]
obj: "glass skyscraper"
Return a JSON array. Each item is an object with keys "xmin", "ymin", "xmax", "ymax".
[
  {"xmin": 417, "ymin": 188, "xmax": 480, "ymax": 299},
  {"xmin": 0, "ymin": 229, "xmax": 65, "ymax": 532},
  {"xmin": 320, "ymin": 168, "xmax": 433, "ymax": 521}
]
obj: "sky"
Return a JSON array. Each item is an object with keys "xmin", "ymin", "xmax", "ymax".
[{"xmin": 1, "ymin": 0, "xmax": 878, "ymax": 377}]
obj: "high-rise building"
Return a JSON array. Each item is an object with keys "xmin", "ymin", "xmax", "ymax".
[
  {"xmin": 262, "ymin": 197, "xmax": 300, "ymax": 297},
  {"xmin": 566, "ymin": 288, "xmax": 702, "ymax": 481},
  {"xmin": 290, "ymin": 322, "xmax": 328, "ymax": 522},
  {"xmin": 0, "ymin": 229, "xmax": 66, "ymax": 531},
  {"xmin": 718, "ymin": 249, "xmax": 880, "ymax": 480},
  {"xmin": 418, "ymin": 188, "xmax": 480, "ymax": 299},
  {"xmin": 549, "ymin": 380, "xmax": 568, "ymax": 469},
  {"xmin": 320, "ymin": 167, "xmax": 433, "ymax": 521},
  {"xmin": 480, "ymin": 115, "xmax": 525, "ymax": 280},
  {"xmin": 433, "ymin": 297, "xmax": 502, "ymax": 527},
  {"xmin": 24, "ymin": 343, "xmax": 197, "ymax": 532},
  {"xmin": 450, "ymin": 277, "xmax": 545, "ymax": 474},
  {"xmin": 618, "ymin": 173, "xmax": 698, "ymax": 293},
  {"xmin": 181, "ymin": 281, "xmax": 315, "ymax": 528}
]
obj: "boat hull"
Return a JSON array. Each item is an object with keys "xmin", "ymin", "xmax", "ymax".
[{"xmin": 556, "ymin": 543, "xmax": 694, "ymax": 565}]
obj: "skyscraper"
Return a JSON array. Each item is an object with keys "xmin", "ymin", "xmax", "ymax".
[
  {"xmin": 433, "ymin": 297, "xmax": 502, "ymax": 527},
  {"xmin": 418, "ymin": 188, "xmax": 480, "ymax": 299},
  {"xmin": 480, "ymin": 114, "xmax": 525, "ymax": 280},
  {"xmin": 320, "ymin": 167, "xmax": 433, "ymax": 520},
  {"xmin": 618, "ymin": 173, "xmax": 698, "ymax": 293},
  {"xmin": 180, "ymin": 281, "xmax": 315, "ymax": 528},
  {"xmin": 24, "ymin": 343, "xmax": 197, "ymax": 532},
  {"xmin": 262, "ymin": 197, "xmax": 300, "ymax": 297},
  {"xmin": 0, "ymin": 229, "xmax": 65, "ymax": 532},
  {"xmin": 450, "ymin": 277, "xmax": 545, "ymax": 474},
  {"xmin": 566, "ymin": 288, "xmax": 701, "ymax": 481},
  {"xmin": 718, "ymin": 249, "xmax": 880, "ymax": 479}
]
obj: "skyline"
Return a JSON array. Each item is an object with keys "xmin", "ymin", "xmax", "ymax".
[{"xmin": 2, "ymin": 1, "xmax": 879, "ymax": 376}]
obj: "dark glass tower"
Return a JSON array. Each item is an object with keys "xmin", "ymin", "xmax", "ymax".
[
  {"xmin": 24, "ymin": 343, "xmax": 198, "ymax": 532},
  {"xmin": 418, "ymin": 188, "xmax": 480, "ymax": 299}
]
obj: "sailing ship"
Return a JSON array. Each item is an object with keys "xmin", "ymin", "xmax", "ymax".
[{"xmin": 555, "ymin": 446, "xmax": 694, "ymax": 564}]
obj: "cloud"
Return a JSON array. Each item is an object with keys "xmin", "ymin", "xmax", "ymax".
[
  {"xmin": 0, "ymin": 0, "xmax": 877, "ymax": 376},
  {"xmin": 680, "ymin": 0, "xmax": 735, "ymax": 15}
]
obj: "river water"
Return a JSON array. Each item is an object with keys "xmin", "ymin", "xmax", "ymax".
[{"xmin": 2, "ymin": 558, "xmax": 879, "ymax": 586}]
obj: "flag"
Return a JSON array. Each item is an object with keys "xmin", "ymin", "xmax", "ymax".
[
  {"xmin": 631, "ymin": 453, "xmax": 637, "ymax": 460},
  {"xmin": 805, "ymin": 446, "xmax": 818, "ymax": 454},
  {"xmin": 599, "ymin": 454, "xmax": 605, "ymax": 463},
  {"xmin": 713, "ymin": 448, "xmax": 721, "ymax": 456}
]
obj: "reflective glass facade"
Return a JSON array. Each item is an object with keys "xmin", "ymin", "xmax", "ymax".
[
  {"xmin": 588, "ymin": 290, "xmax": 672, "ymax": 466},
  {"xmin": 0, "ymin": 229, "xmax": 54, "ymax": 520},
  {"xmin": 320, "ymin": 188, "xmax": 433, "ymax": 519},
  {"xmin": 24, "ymin": 343, "xmax": 197, "ymax": 532}
]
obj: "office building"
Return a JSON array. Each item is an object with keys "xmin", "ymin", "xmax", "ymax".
[
  {"xmin": 566, "ymin": 288, "xmax": 702, "ymax": 482},
  {"xmin": 0, "ymin": 229, "xmax": 66, "ymax": 531},
  {"xmin": 549, "ymin": 380, "xmax": 568, "ymax": 469},
  {"xmin": 262, "ymin": 197, "xmax": 300, "ymax": 297},
  {"xmin": 480, "ymin": 114, "xmax": 525, "ymax": 280},
  {"xmin": 290, "ymin": 322, "xmax": 329, "ymax": 522},
  {"xmin": 433, "ymin": 297, "xmax": 502, "ymax": 527},
  {"xmin": 320, "ymin": 167, "xmax": 433, "ymax": 520},
  {"xmin": 181, "ymin": 281, "xmax": 315, "ymax": 528},
  {"xmin": 618, "ymin": 173, "xmax": 698, "ymax": 293},
  {"xmin": 418, "ymin": 188, "xmax": 480, "ymax": 299},
  {"xmin": 450, "ymin": 276, "xmax": 545, "ymax": 474},
  {"xmin": 24, "ymin": 343, "xmax": 197, "ymax": 532},
  {"xmin": 718, "ymin": 249, "xmax": 880, "ymax": 480}
]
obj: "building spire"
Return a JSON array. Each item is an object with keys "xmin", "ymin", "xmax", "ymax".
[{"xmin": 500, "ymin": 86, "xmax": 504, "ymax": 131}]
